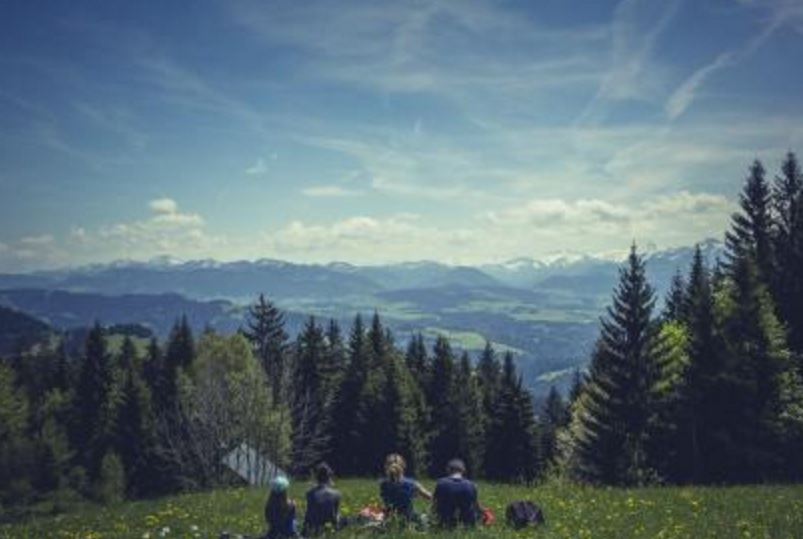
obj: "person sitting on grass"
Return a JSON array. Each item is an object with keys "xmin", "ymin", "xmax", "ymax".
[
  {"xmin": 303, "ymin": 462, "xmax": 342, "ymax": 536},
  {"xmin": 432, "ymin": 458, "xmax": 480, "ymax": 529},
  {"xmin": 264, "ymin": 476, "xmax": 298, "ymax": 539},
  {"xmin": 379, "ymin": 453, "xmax": 432, "ymax": 522}
]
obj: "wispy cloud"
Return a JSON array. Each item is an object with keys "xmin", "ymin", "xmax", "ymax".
[{"xmin": 301, "ymin": 185, "xmax": 363, "ymax": 197}]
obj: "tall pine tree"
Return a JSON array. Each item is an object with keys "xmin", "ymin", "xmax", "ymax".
[
  {"xmin": 569, "ymin": 245, "xmax": 662, "ymax": 485},
  {"xmin": 242, "ymin": 294, "xmax": 289, "ymax": 404}
]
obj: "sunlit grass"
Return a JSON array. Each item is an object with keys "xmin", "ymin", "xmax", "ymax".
[{"xmin": 3, "ymin": 479, "xmax": 802, "ymax": 538}]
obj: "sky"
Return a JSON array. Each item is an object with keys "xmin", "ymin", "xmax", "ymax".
[{"xmin": 1, "ymin": 0, "xmax": 803, "ymax": 271}]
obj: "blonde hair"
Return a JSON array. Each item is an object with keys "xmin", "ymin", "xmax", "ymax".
[{"xmin": 384, "ymin": 453, "xmax": 406, "ymax": 483}]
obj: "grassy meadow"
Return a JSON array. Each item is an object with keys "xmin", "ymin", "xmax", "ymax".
[{"xmin": 2, "ymin": 479, "xmax": 802, "ymax": 539}]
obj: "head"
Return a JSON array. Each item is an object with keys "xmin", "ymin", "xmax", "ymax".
[
  {"xmin": 314, "ymin": 462, "xmax": 334, "ymax": 485},
  {"xmin": 447, "ymin": 459, "xmax": 466, "ymax": 477},
  {"xmin": 384, "ymin": 453, "xmax": 406, "ymax": 482},
  {"xmin": 266, "ymin": 476, "xmax": 291, "ymax": 522}
]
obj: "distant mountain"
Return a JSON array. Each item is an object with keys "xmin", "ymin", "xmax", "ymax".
[
  {"xmin": 0, "ymin": 289, "xmax": 242, "ymax": 338},
  {"xmin": 335, "ymin": 261, "xmax": 501, "ymax": 290},
  {"xmin": 0, "ymin": 305, "xmax": 52, "ymax": 355},
  {"xmin": 0, "ymin": 240, "xmax": 724, "ymax": 397}
]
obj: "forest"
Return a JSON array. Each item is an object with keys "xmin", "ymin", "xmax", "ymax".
[{"xmin": 1, "ymin": 153, "xmax": 802, "ymax": 519}]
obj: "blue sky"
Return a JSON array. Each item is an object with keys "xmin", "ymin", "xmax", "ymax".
[{"xmin": 1, "ymin": 0, "xmax": 802, "ymax": 270}]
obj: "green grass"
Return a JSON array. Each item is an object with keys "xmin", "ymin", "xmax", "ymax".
[{"xmin": 3, "ymin": 480, "xmax": 803, "ymax": 538}]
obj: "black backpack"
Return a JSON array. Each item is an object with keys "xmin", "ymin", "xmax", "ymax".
[{"xmin": 505, "ymin": 500, "xmax": 545, "ymax": 528}]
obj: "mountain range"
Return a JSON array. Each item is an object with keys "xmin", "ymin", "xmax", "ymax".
[{"xmin": 0, "ymin": 239, "xmax": 723, "ymax": 396}]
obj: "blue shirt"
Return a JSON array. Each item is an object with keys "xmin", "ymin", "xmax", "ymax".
[
  {"xmin": 433, "ymin": 476, "xmax": 479, "ymax": 528},
  {"xmin": 380, "ymin": 477, "xmax": 418, "ymax": 518}
]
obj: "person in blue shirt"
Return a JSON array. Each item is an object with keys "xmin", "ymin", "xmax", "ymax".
[
  {"xmin": 264, "ymin": 476, "xmax": 298, "ymax": 539},
  {"xmin": 379, "ymin": 454, "xmax": 432, "ymax": 522},
  {"xmin": 432, "ymin": 459, "xmax": 480, "ymax": 528},
  {"xmin": 303, "ymin": 462, "xmax": 342, "ymax": 536}
]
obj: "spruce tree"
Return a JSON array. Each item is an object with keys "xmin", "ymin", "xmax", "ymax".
[
  {"xmin": 662, "ymin": 270, "xmax": 687, "ymax": 322},
  {"xmin": 725, "ymin": 160, "xmax": 774, "ymax": 281},
  {"xmin": 453, "ymin": 352, "xmax": 486, "ymax": 477},
  {"xmin": 330, "ymin": 314, "xmax": 368, "ymax": 475},
  {"xmin": 405, "ymin": 333, "xmax": 429, "ymax": 389},
  {"xmin": 164, "ymin": 316, "xmax": 195, "ymax": 411},
  {"xmin": 717, "ymin": 251, "xmax": 793, "ymax": 481},
  {"xmin": 353, "ymin": 313, "xmax": 391, "ymax": 473},
  {"xmin": 681, "ymin": 245, "xmax": 728, "ymax": 483},
  {"xmin": 540, "ymin": 385, "xmax": 569, "ymax": 470},
  {"xmin": 115, "ymin": 341, "xmax": 156, "ymax": 498},
  {"xmin": 486, "ymin": 352, "xmax": 541, "ymax": 482},
  {"xmin": 772, "ymin": 152, "xmax": 803, "ymax": 356},
  {"xmin": 384, "ymin": 350, "xmax": 429, "ymax": 476},
  {"xmin": 74, "ymin": 323, "xmax": 115, "ymax": 480},
  {"xmin": 291, "ymin": 317, "xmax": 331, "ymax": 473},
  {"xmin": 569, "ymin": 245, "xmax": 662, "ymax": 485},
  {"xmin": 427, "ymin": 335, "xmax": 457, "ymax": 476},
  {"xmin": 242, "ymin": 294, "xmax": 288, "ymax": 403}
]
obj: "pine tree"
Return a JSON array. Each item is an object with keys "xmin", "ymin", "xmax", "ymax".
[
  {"xmin": 725, "ymin": 160, "xmax": 774, "ymax": 281},
  {"xmin": 540, "ymin": 386, "xmax": 569, "ymax": 469},
  {"xmin": 405, "ymin": 333, "xmax": 429, "ymax": 389},
  {"xmin": 662, "ymin": 270, "xmax": 687, "ymax": 322},
  {"xmin": 383, "ymin": 350, "xmax": 429, "ymax": 477},
  {"xmin": 142, "ymin": 338, "xmax": 163, "ymax": 406},
  {"xmin": 427, "ymin": 335, "xmax": 457, "ymax": 476},
  {"xmin": 681, "ymin": 244, "xmax": 728, "ymax": 483},
  {"xmin": 115, "ymin": 340, "xmax": 156, "ymax": 498},
  {"xmin": 453, "ymin": 352, "xmax": 486, "ymax": 477},
  {"xmin": 569, "ymin": 245, "xmax": 662, "ymax": 485},
  {"xmin": 291, "ymin": 317, "xmax": 331, "ymax": 473},
  {"xmin": 242, "ymin": 294, "xmax": 288, "ymax": 404},
  {"xmin": 353, "ymin": 313, "xmax": 391, "ymax": 473},
  {"xmin": 772, "ymin": 152, "xmax": 803, "ymax": 356},
  {"xmin": 330, "ymin": 314, "xmax": 368, "ymax": 475},
  {"xmin": 717, "ymin": 251, "xmax": 791, "ymax": 481},
  {"xmin": 164, "ymin": 316, "xmax": 195, "ymax": 411},
  {"xmin": 486, "ymin": 352, "xmax": 541, "ymax": 482},
  {"xmin": 74, "ymin": 323, "xmax": 115, "ymax": 480},
  {"xmin": 53, "ymin": 337, "xmax": 71, "ymax": 392}
]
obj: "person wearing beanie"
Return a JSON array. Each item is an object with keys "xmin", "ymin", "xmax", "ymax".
[{"xmin": 264, "ymin": 476, "xmax": 298, "ymax": 538}]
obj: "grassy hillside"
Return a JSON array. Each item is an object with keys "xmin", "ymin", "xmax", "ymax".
[{"xmin": 3, "ymin": 479, "xmax": 801, "ymax": 538}]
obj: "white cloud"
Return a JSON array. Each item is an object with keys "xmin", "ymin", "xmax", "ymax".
[
  {"xmin": 149, "ymin": 198, "xmax": 178, "ymax": 214},
  {"xmin": 301, "ymin": 185, "xmax": 363, "ymax": 197},
  {"xmin": 19, "ymin": 234, "xmax": 55, "ymax": 246},
  {"xmin": 245, "ymin": 157, "xmax": 268, "ymax": 176},
  {"xmin": 666, "ymin": 53, "xmax": 734, "ymax": 120}
]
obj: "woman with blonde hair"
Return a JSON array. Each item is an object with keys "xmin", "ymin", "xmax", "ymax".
[{"xmin": 379, "ymin": 453, "xmax": 432, "ymax": 522}]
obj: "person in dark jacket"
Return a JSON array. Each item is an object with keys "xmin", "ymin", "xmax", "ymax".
[
  {"xmin": 303, "ymin": 462, "xmax": 342, "ymax": 536},
  {"xmin": 432, "ymin": 459, "xmax": 479, "ymax": 528},
  {"xmin": 264, "ymin": 476, "xmax": 298, "ymax": 538},
  {"xmin": 379, "ymin": 453, "xmax": 432, "ymax": 521}
]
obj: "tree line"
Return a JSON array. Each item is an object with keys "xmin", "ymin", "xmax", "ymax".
[
  {"xmin": 566, "ymin": 152, "xmax": 803, "ymax": 485},
  {"xmin": 0, "ymin": 299, "xmax": 552, "ymax": 513}
]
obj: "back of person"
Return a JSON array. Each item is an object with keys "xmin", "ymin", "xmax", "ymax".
[
  {"xmin": 433, "ymin": 460, "xmax": 478, "ymax": 528},
  {"xmin": 264, "ymin": 476, "xmax": 298, "ymax": 539},
  {"xmin": 380, "ymin": 477, "xmax": 417, "ymax": 519},
  {"xmin": 303, "ymin": 463, "xmax": 341, "ymax": 536}
]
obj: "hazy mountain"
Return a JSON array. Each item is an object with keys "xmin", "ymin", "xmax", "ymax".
[
  {"xmin": 0, "ymin": 240, "xmax": 724, "ymax": 396},
  {"xmin": 0, "ymin": 305, "xmax": 52, "ymax": 355}
]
